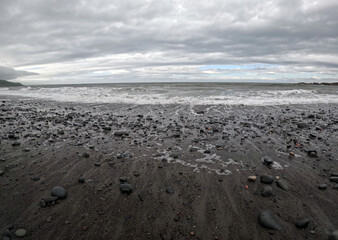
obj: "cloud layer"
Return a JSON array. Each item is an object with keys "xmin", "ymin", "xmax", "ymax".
[{"xmin": 1, "ymin": 0, "xmax": 338, "ymax": 84}]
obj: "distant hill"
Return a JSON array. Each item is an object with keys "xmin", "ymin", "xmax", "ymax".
[{"xmin": 0, "ymin": 79, "xmax": 23, "ymax": 87}]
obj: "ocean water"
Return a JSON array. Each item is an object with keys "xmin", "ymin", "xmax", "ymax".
[{"xmin": 0, "ymin": 82, "xmax": 337, "ymax": 106}]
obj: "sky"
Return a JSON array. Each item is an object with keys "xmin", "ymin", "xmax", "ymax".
[{"xmin": 1, "ymin": 0, "xmax": 338, "ymax": 84}]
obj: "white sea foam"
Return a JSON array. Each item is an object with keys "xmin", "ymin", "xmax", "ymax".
[{"xmin": 0, "ymin": 85, "xmax": 337, "ymax": 105}]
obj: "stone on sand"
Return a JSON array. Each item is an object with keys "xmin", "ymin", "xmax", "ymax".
[
  {"xmin": 258, "ymin": 210, "xmax": 281, "ymax": 230},
  {"xmin": 120, "ymin": 183, "xmax": 133, "ymax": 194},
  {"xmin": 260, "ymin": 175, "xmax": 274, "ymax": 184},
  {"xmin": 51, "ymin": 186, "xmax": 67, "ymax": 199},
  {"xmin": 295, "ymin": 218, "xmax": 310, "ymax": 229},
  {"xmin": 15, "ymin": 229, "xmax": 27, "ymax": 238},
  {"xmin": 276, "ymin": 179, "xmax": 289, "ymax": 190},
  {"xmin": 261, "ymin": 186, "xmax": 274, "ymax": 197}
]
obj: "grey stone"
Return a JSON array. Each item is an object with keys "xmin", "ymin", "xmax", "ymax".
[
  {"xmin": 328, "ymin": 230, "xmax": 338, "ymax": 240},
  {"xmin": 295, "ymin": 218, "xmax": 310, "ymax": 229},
  {"xmin": 51, "ymin": 186, "xmax": 67, "ymax": 199},
  {"xmin": 166, "ymin": 187, "xmax": 175, "ymax": 194},
  {"xmin": 262, "ymin": 156, "xmax": 274, "ymax": 166},
  {"xmin": 120, "ymin": 183, "xmax": 133, "ymax": 194},
  {"xmin": 318, "ymin": 184, "xmax": 327, "ymax": 190},
  {"xmin": 15, "ymin": 229, "xmax": 27, "ymax": 238},
  {"xmin": 276, "ymin": 179, "xmax": 289, "ymax": 191},
  {"xmin": 260, "ymin": 175, "xmax": 274, "ymax": 184},
  {"xmin": 329, "ymin": 177, "xmax": 338, "ymax": 183},
  {"xmin": 258, "ymin": 210, "xmax": 281, "ymax": 230},
  {"xmin": 261, "ymin": 186, "xmax": 274, "ymax": 197}
]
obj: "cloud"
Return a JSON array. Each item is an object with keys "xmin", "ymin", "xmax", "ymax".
[
  {"xmin": 0, "ymin": 66, "xmax": 38, "ymax": 80},
  {"xmin": 0, "ymin": 0, "xmax": 337, "ymax": 83}
]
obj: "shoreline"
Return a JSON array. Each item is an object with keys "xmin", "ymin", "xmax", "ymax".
[{"xmin": 1, "ymin": 97, "xmax": 337, "ymax": 239}]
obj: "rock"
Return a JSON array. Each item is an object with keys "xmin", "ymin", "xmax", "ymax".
[
  {"xmin": 120, "ymin": 183, "xmax": 133, "ymax": 194},
  {"xmin": 166, "ymin": 187, "xmax": 175, "ymax": 194},
  {"xmin": 248, "ymin": 176, "xmax": 257, "ymax": 182},
  {"xmin": 318, "ymin": 184, "xmax": 327, "ymax": 190},
  {"xmin": 297, "ymin": 123, "xmax": 308, "ymax": 129},
  {"xmin": 12, "ymin": 141, "xmax": 21, "ymax": 146},
  {"xmin": 307, "ymin": 150, "xmax": 317, "ymax": 157},
  {"xmin": 276, "ymin": 179, "xmax": 289, "ymax": 190},
  {"xmin": 331, "ymin": 173, "xmax": 338, "ymax": 177},
  {"xmin": 261, "ymin": 186, "xmax": 274, "ymax": 197},
  {"xmin": 102, "ymin": 126, "xmax": 111, "ymax": 131},
  {"xmin": 258, "ymin": 210, "xmax": 281, "ymax": 230},
  {"xmin": 0, "ymin": 170, "xmax": 4, "ymax": 176},
  {"xmin": 93, "ymin": 162, "xmax": 101, "ymax": 167},
  {"xmin": 328, "ymin": 230, "xmax": 338, "ymax": 240},
  {"xmin": 15, "ymin": 229, "xmax": 27, "ymax": 238},
  {"xmin": 82, "ymin": 152, "xmax": 90, "ymax": 157},
  {"xmin": 78, "ymin": 178, "xmax": 85, "ymax": 183},
  {"xmin": 261, "ymin": 175, "xmax": 274, "ymax": 184},
  {"xmin": 31, "ymin": 177, "xmax": 40, "ymax": 181},
  {"xmin": 119, "ymin": 176, "xmax": 128, "ymax": 183},
  {"xmin": 329, "ymin": 177, "xmax": 338, "ymax": 183},
  {"xmin": 262, "ymin": 156, "xmax": 274, "ymax": 166},
  {"xmin": 51, "ymin": 186, "xmax": 67, "ymax": 199},
  {"xmin": 295, "ymin": 218, "xmax": 310, "ymax": 229}
]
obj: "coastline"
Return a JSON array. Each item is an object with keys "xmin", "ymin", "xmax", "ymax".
[{"xmin": 1, "ymin": 97, "xmax": 337, "ymax": 239}]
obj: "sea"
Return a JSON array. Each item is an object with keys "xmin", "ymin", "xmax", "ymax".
[{"xmin": 0, "ymin": 82, "xmax": 337, "ymax": 106}]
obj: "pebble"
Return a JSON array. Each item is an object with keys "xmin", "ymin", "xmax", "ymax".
[
  {"xmin": 307, "ymin": 150, "xmax": 317, "ymax": 157},
  {"xmin": 328, "ymin": 230, "xmax": 338, "ymax": 240},
  {"xmin": 276, "ymin": 179, "xmax": 289, "ymax": 191},
  {"xmin": 261, "ymin": 186, "xmax": 274, "ymax": 197},
  {"xmin": 329, "ymin": 177, "xmax": 338, "ymax": 183},
  {"xmin": 15, "ymin": 229, "xmax": 27, "ymax": 238},
  {"xmin": 248, "ymin": 176, "xmax": 256, "ymax": 182},
  {"xmin": 262, "ymin": 156, "xmax": 274, "ymax": 166},
  {"xmin": 0, "ymin": 170, "xmax": 4, "ymax": 176},
  {"xmin": 120, "ymin": 183, "xmax": 133, "ymax": 194},
  {"xmin": 318, "ymin": 184, "xmax": 327, "ymax": 190},
  {"xmin": 78, "ymin": 178, "xmax": 85, "ymax": 183},
  {"xmin": 119, "ymin": 176, "xmax": 128, "ymax": 183},
  {"xmin": 51, "ymin": 186, "xmax": 67, "ymax": 199},
  {"xmin": 31, "ymin": 177, "xmax": 40, "ymax": 181},
  {"xmin": 166, "ymin": 187, "xmax": 175, "ymax": 194},
  {"xmin": 82, "ymin": 153, "xmax": 90, "ymax": 157},
  {"xmin": 295, "ymin": 218, "xmax": 310, "ymax": 229},
  {"xmin": 261, "ymin": 175, "xmax": 274, "ymax": 184},
  {"xmin": 93, "ymin": 162, "xmax": 101, "ymax": 167},
  {"xmin": 258, "ymin": 210, "xmax": 281, "ymax": 230}
]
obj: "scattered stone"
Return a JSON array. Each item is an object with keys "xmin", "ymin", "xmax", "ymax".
[
  {"xmin": 12, "ymin": 141, "xmax": 21, "ymax": 146},
  {"xmin": 276, "ymin": 179, "xmax": 289, "ymax": 191},
  {"xmin": 166, "ymin": 187, "xmax": 175, "ymax": 194},
  {"xmin": 307, "ymin": 150, "xmax": 317, "ymax": 157},
  {"xmin": 174, "ymin": 216, "xmax": 180, "ymax": 222},
  {"xmin": 119, "ymin": 176, "xmax": 128, "ymax": 183},
  {"xmin": 82, "ymin": 152, "xmax": 90, "ymax": 157},
  {"xmin": 51, "ymin": 186, "xmax": 67, "ymax": 199},
  {"xmin": 297, "ymin": 122, "xmax": 308, "ymax": 129},
  {"xmin": 0, "ymin": 170, "xmax": 4, "ymax": 176},
  {"xmin": 15, "ymin": 229, "xmax": 27, "ymax": 238},
  {"xmin": 93, "ymin": 162, "xmax": 101, "ymax": 167},
  {"xmin": 78, "ymin": 178, "xmax": 85, "ymax": 183},
  {"xmin": 248, "ymin": 176, "xmax": 257, "ymax": 182},
  {"xmin": 31, "ymin": 177, "xmax": 40, "ymax": 181},
  {"xmin": 318, "ymin": 184, "xmax": 327, "ymax": 190},
  {"xmin": 262, "ymin": 156, "xmax": 274, "ymax": 166},
  {"xmin": 295, "ymin": 218, "xmax": 310, "ymax": 229},
  {"xmin": 261, "ymin": 175, "xmax": 274, "ymax": 184},
  {"xmin": 120, "ymin": 183, "xmax": 133, "ymax": 194},
  {"xmin": 261, "ymin": 186, "xmax": 274, "ymax": 197},
  {"xmin": 258, "ymin": 210, "xmax": 281, "ymax": 230},
  {"xmin": 328, "ymin": 230, "xmax": 338, "ymax": 240},
  {"xmin": 329, "ymin": 177, "xmax": 338, "ymax": 183},
  {"xmin": 331, "ymin": 173, "xmax": 338, "ymax": 177},
  {"xmin": 102, "ymin": 126, "xmax": 111, "ymax": 131}
]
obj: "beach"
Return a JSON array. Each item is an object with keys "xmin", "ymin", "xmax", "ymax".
[{"xmin": 0, "ymin": 84, "xmax": 338, "ymax": 239}]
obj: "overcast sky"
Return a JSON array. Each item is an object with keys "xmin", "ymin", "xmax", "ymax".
[{"xmin": 1, "ymin": 0, "xmax": 338, "ymax": 84}]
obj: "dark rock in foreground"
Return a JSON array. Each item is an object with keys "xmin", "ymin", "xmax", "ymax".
[
  {"xmin": 295, "ymin": 218, "xmax": 310, "ymax": 229},
  {"xmin": 258, "ymin": 210, "xmax": 281, "ymax": 230},
  {"xmin": 51, "ymin": 186, "xmax": 67, "ymax": 199}
]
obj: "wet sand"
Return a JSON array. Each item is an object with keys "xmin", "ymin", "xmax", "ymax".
[{"xmin": 1, "ymin": 97, "xmax": 338, "ymax": 239}]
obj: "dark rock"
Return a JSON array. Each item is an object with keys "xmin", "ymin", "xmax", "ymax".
[
  {"xmin": 93, "ymin": 162, "xmax": 101, "ymax": 167},
  {"xmin": 166, "ymin": 187, "xmax": 175, "ymax": 194},
  {"xmin": 51, "ymin": 186, "xmax": 67, "ymax": 199},
  {"xmin": 120, "ymin": 183, "xmax": 133, "ymax": 194},
  {"xmin": 297, "ymin": 123, "xmax": 308, "ymax": 129},
  {"xmin": 119, "ymin": 176, "xmax": 128, "ymax": 183},
  {"xmin": 276, "ymin": 179, "xmax": 289, "ymax": 191},
  {"xmin": 307, "ymin": 150, "xmax": 317, "ymax": 157},
  {"xmin": 328, "ymin": 230, "xmax": 338, "ymax": 240},
  {"xmin": 82, "ymin": 153, "xmax": 90, "ymax": 157},
  {"xmin": 31, "ymin": 177, "xmax": 40, "ymax": 181},
  {"xmin": 260, "ymin": 175, "xmax": 274, "ymax": 184},
  {"xmin": 261, "ymin": 186, "xmax": 274, "ymax": 197},
  {"xmin": 295, "ymin": 218, "xmax": 310, "ymax": 229},
  {"xmin": 329, "ymin": 177, "xmax": 338, "ymax": 183},
  {"xmin": 258, "ymin": 210, "xmax": 281, "ymax": 230},
  {"xmin": 78, "ymin": 178, "xmax": 85, "ymax": 183},
  {"xmin": 102, "ymin": 126, "xmax": 111, "ymax": 131},
  {"xmin": 12, "ymin": 141, "xmax": 20, "ymax": 146},
  {"xmin": 318, "ymin": 184, "xmax": 327, "ymax": 190},
  {"xmin": 204, "ymin": 150, "xmax": 211, "ymax": 154},
  {"xmin": 262, "ymin": 156, "xmax": 274, "ymax": 166}
]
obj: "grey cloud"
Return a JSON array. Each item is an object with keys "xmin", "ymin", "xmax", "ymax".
[
  {"xmin": 0, "ymin": 0, "xmax": 337, "ymax": 83},
  {"xmin": 0, "ymin": 66, "xmax": 38, "ymax": 80}
]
